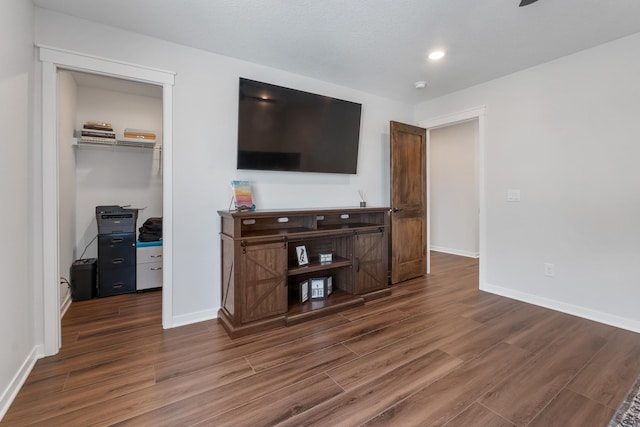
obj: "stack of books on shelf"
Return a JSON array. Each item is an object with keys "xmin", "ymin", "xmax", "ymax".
[
  {"xmin": 77, "ymin": 121, "xmax": 116, "ymax": 145},
  {"xmin": 117, "ymin": 128, "xmax": 157, "ymax": 148}
]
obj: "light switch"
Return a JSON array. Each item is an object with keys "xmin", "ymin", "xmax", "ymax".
[{"xmin": 507, "ymin": 189, "xmax": 521, "ymax": 202}]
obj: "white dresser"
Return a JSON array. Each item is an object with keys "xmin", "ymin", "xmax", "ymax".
[{"xmin": 136, "ymin": 241, "xmax": 163, "ymax": 291}]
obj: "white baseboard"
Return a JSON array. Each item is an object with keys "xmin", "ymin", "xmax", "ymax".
[
  {"xmin": 481, "ymin": 282, "xmax": 640, "ymax": 333},
  {"xmin": 60, "ymin": 293, "xmax": 72, "ymax": 318},
  {"xmin": 0, "ymin": 345, "xmax": 43, "ymax": 422},
  {"xmin": 171, "ymin": 307, "xmax": 218, "ymax": 328},
  {"xmin": 431, "ymin": 246, "xmax": 479, "ymax": 258}
]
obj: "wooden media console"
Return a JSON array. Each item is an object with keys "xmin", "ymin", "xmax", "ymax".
[{"xmin": 217, "ymin": 207, "xmax": 390, "ymax": 338}]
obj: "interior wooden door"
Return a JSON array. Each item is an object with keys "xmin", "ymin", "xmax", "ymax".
[{"xmin": 390, "ymin": 121, "xmax": 427, "ymax": 284}]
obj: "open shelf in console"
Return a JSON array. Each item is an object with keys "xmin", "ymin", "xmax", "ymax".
[
  {"xmin": 317, "ymin": 222, "xmax": 385, "ymax": 232},
  {"xmin": 316, "ymin": 210, "xmax": 386, "ymax": 230},
  {"xmin": 288, "ymin": 255, "xmax": 352, "ymax": 276},
  {"xmin": 286, "ymin": 290, "xmax": 364, "ymax": 325},
  {"xmin": 220, "ymin": 207, "xmax": 387, "ymax": 239},
  {"xmin": 241, "ymin": 227, "xmax": 315, "ymax": 239},
  {"xmin": 221, "ymin": 210, "xmax": 317, "ymax": 240}
]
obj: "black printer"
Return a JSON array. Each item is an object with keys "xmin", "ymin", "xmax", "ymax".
[{"xmin": 95, "ymin": 205, "xmax": 138, "ymax": 235}]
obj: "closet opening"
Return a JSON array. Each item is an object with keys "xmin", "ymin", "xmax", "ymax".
[
  {"xmin": 59, "ymin": 71, "xmax": 164, "ymax": 325},
  {"xmin": 39, "ymin": 45, "xmax": 175, "ymax": 356}
]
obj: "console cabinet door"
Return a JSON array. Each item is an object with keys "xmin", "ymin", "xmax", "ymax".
[
  {"xmin": 240, "ymin": 242, "xmax": 288, "ymax": 323},
  {"xmin": 354, "ymin": 230, "xmax": 388, "ymax": 294}
]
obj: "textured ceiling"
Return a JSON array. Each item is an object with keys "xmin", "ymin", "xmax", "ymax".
[{"xmin": 33, "ymin": 0, "xmax": 640, "ymax": 103}]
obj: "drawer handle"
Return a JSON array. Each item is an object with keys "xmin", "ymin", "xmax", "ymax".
[
  {"xmin": 150, "ymin": 267, "xmax": 163, "ymax": 271},
  {"xmin": 150, "ymin": 254, "xmax": 162, "ymax": 258},
  {"xmin": 112, "ymin": 238, "xmax": 124, "ymax": 243},
  {"xmin": 113, "ymin": 283, "xmax": 124, "ymax": 288},
  {"xmin": 112, "ymin": 258, "xmax": 125, "ymax": 264}
]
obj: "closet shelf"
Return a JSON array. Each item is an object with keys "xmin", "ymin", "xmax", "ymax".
[{"xmin": 74, "ymin": 138, "xmax": 160, "ymax": 150}]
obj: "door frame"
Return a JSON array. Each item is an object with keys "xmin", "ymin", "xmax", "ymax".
[
  {"xmin": 39, "ymin": 45, "xmax": 176, "ymax": 356},
  {"xmin": 418, "ymin": 106, "xmax": 485, "ymax": 285}
]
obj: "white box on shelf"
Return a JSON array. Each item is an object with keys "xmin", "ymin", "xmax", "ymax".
[{"xmin": 319, "ymin": 253, "xmax": 333, "ymax": 263}]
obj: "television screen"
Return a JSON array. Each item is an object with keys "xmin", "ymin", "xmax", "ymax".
[{"xmin": 237, "ymin": 78, "xmax": 362, "ymax": 174}]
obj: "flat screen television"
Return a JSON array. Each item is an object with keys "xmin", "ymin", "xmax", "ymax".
[{"xmin": 237, "ymin": 78, "xmax": 362, "ymax": 174}]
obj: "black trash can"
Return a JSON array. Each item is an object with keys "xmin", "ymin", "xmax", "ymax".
[{"xmin": 70, "ymin": 258, "xmax": 97, "ymax": 301}]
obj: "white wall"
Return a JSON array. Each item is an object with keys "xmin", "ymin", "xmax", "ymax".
[
  {"xmin": 0, "ymin": 0, "xmax": 36, "ymax": 420},
  {"xmin": 74, "ymin": 85, "xmax": 163, "ymax": 259},
  {"xmin": 34, "ymin": 9, "xmax": 412, "ymax": 323},
  {"xmin": 415, "ymin": 32, "xmax": 640, "ymax": 331},
  {"xmin": 58, "ymin": 71, "xmax": 77, "ymax": 310},
  {"xmin": 429, "ymin": 120, "xmax": 479, "ymax": 257}
]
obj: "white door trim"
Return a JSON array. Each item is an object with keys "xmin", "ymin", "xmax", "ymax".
[
  {"xmin": 38, "ymin": 45, "xmax": 176, "ymax": 356},
  {"xmin": 418, "ymin": 106, "xmax": 486, "ymax": 286}
]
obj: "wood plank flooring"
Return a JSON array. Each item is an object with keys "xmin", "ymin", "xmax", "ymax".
[{"xmin": 3, "ymin": 251, "xmax": 640, "ymax": 426}]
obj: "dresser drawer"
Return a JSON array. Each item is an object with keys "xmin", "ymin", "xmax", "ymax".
[
  {"xmin": 136, "ymin": 242, "xmax": 163, "ymax": 291},
  {"xmin": 98, "ymin": 234, "xmax": 136, "ymax": 264},
  {"xmin": 136, "ymin": 261, "xmax": 163, "ymax": 290},
  {"xmin": 137, "ymin": 245, "xmax": 163, "ymax": 264},
  {"xmin": 98, "ymin": 265, "xmax": 136, "ymax": 297}
]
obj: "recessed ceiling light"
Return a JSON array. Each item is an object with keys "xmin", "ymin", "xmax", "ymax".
[
  {"xmin": 414, "ymin": 81, "xmax": 427, "ymax": 89},
  {"xmin": 428, "ymin": 50, "xmax": 445, "ymax": 60}
]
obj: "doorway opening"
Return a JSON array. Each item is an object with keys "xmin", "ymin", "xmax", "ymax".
[
  {"xmin": 39, "ymin": 46, "xmax": 175, "ymax": 356},
  {"xmin": 429, "ymin": 119, "xmax": 479, "ymax": 258},
  {"xmin": 419, "ymin": 106, "xmax": 485, "ymax": 286}
]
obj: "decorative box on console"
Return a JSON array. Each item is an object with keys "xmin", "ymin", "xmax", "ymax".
[{"xmin": 319, "ymin": 253, "xmax": 333, "ymax": 263}]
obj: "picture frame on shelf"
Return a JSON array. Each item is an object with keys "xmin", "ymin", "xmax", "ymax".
[
  {"xmin": 310, "ymin": 278, "xmax": 325, "ymax": 299},
  {"xmin": 299, "ymin": 280, "xmax": 309, "ymax": 304},
  {"xmin": 230, "ymin": 180, "xmax": 255, "ymax": 211},
  {"xmin": 310, "ymin": 276, "xmax": 333, "ymax": 300},
  {"xmin": 296, "ymin": 245, "xmax": 309, "ymax": 266}
]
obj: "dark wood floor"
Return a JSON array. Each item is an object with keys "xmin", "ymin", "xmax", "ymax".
[{"xmin": 3, "ymin": 252, "xmax": 640, "ymax": 426}]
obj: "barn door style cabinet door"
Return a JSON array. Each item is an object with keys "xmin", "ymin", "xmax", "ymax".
[
  {"xmin": 218, "ymin": 207, "xmax": 390, "ymax": 338},
  {"xmin": 354, "ymin": 229, "xmax": 388, "ymax": 294},
  {"xmin": 239, "ymin": 241, "xmax": 288, "ymax": 323}
]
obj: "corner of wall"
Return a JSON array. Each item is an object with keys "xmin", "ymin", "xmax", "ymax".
[
  {"xmin": 170, "ymin": 307, "xmax": 219, "ymax": 329},
  {"xmin": 0, "ymin": 345, "xmax": 42, "ymax": 422}
]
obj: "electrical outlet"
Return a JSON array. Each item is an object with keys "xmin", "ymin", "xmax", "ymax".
[{"xmin": 544, "ymin": 263, "xmax": 555, "ymax": 277}]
